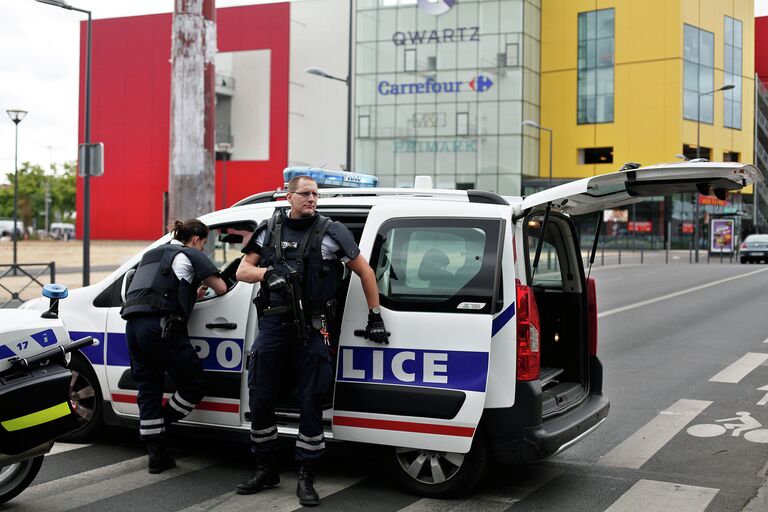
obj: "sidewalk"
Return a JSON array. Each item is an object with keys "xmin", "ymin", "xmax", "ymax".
[{"xmin": 0, "ymin": 239, "xmax": 150, "ymax": 303}]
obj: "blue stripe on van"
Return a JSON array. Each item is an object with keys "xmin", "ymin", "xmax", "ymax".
[
  {"xmin": 491, "ymin": 302, "xmax": 515, "ymax": 337},
  {"xmin": 69, "ymin": 331, "xmax": 106, "ymax": 365}
]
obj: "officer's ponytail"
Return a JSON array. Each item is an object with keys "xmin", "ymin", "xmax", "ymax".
[{"xmin": 171, "ymin": 219, "xmax": 209, "ymax": 243}]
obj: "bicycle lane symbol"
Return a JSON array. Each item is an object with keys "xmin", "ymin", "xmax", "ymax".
[{"xmin": 687, "ymin": 411, "xmax": 768, "ymax": 444}]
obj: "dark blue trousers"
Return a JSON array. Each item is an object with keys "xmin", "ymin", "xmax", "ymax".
[
  {"xmin": 248, "ymin": 314, "xmax": 332, "ymax": 463},
  {"xmin": 126, "ymin": 315, "xmax": 205, "ymax": 441}
]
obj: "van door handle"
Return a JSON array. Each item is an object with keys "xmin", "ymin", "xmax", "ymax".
[{"xmin": 206, "ymin": 322, "xmax": 237, "ymax": 330}]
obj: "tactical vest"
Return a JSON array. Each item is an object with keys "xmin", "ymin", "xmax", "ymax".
[
  {"xmin": 259, "ymin": 211, "xmax": 341, "ymax": 313},
  {"xmin": 120, "ymin": 244, "xmax": 205, "ymax": 320}
]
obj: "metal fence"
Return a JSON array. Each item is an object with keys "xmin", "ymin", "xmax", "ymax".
[{"xmin": 0, "ymin": 262, "xmax": 56, "ymax": 308}]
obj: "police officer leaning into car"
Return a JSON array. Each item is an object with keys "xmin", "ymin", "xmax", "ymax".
[
  {"xmin": 235, "ymin": 175, "xmax": 388, "ymax": 507},
  {"xmin": 121, "ymin": 219, "xmax": 227, "ymax": 474}
]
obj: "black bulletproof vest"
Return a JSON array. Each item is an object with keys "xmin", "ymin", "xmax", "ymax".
[
  {"xmin": 120, "ymin": 244, "xmax": 205, "ymax": 320},
  {"xmin": 259, "ymin": 212, "xmax": 342, "ymax": 311}
]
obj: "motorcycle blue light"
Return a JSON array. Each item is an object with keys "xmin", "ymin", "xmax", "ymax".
[{"xmin": 42, "ymin": 284, "xmax": 69, "ymax": 299}]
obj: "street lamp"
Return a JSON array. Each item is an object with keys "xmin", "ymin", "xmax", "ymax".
[
  {"xmin": 522, "ymin": 120, "xmax": 553, "ymax": 188},
  {"xmin": 692, "ymin": 83, "xmax": 735, "ymax": 262},
  {"xmin": 36, "ymin": 0, "xmax": 93, "ymax": 286},
  {"xmin": 306, "ymin": 66, "xmax": 352, "ymax": 173},
  {"xmin": 217, "ymin": 143, "xmax": 232, "ymax": 209},
  {"xmin": 6, "ymin": 109, "xmax": 27, "ymax": 275}
]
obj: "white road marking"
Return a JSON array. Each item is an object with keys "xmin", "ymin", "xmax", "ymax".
[
  {"xmin": 46, "ymin": 442, "xmax": 91, "ymax": 455},
  {"xmin": 21, "ymin": 456, "xmax": 210, "ymax": 511},
  {"xmin": 603, "ymin": 479, "xmax": 718, "ymax": 512},
  {"xmin": 757, "ymin": 385, "xmax": 768, "ymax": 406},
  {"xmin": 600, "ymin": 399, "xmax": 711, "ymax": 469},
  {"xmin": 598, "ymin": 267, "xmax": 768, "ymax": 318},
  {"xmin": 178, "ymin": 472, "xmax": 364, "ymax": 512},
  {"xmin": 709, "ymin": 353, "xmax": 768, "ymax": 383},
  {"xmin": 762, "ymin": 337, "xmax": 768, "ymax": 344},
  {"xmin": 398, "ymin": 495, "xmax": 515, "ymax": 512}
]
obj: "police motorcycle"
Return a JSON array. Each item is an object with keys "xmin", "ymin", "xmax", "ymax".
[{"xmin": 0, "ymin": 285, "xmax": 94, "ymax": 504}]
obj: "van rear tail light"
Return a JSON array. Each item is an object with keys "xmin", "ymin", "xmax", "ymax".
[
  {"xmin": 586, "ymin": 276, "xmax": 598, "ymax": 356},
  {"xmin": 740, "ymin": 243, "xmax": 747, "ymax": 250},
  {"xmin": 516, "ymin": 283, "xmax": 540, "ymax": 381}
]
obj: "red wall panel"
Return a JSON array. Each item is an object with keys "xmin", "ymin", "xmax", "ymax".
[
  {"xmin": 757, "ymin": 17, "xmax": 768, "ymax": 86},
  {"xmin": 77, "ymin": 4, "xmax": 290, "ymax": 240}
]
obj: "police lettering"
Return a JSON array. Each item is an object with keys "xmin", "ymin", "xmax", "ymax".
[
  {"xmin": 392, "ymin": 26, "xmax": 480, "ymax": 46},
  {"xmin": 341, "ymin": 348, "xmax": 448, "ymax": 384}
]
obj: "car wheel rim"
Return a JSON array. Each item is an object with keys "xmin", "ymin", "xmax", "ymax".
[
  {"xmin": 69, "ymin": 370, "xmax": 97, "ymax": 422},
  {"xmin": 0, "ymin": 461, "xmax": 31, "ymax": 495},
  {"xmin": 395, "ymin": 447, "xmax": 464, "ymax": 485}
]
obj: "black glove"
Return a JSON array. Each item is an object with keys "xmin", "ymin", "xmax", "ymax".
[
  {"xmin": 366, "ymin": 311, "xmax": 389, "ymax": 344},
  {"xmin": 264, "ymin": 266, "xmax": 288, "ymax": 292}
]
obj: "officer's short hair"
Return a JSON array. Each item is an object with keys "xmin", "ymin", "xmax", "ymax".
[{"xmin": 287, "ymin": 175, "xmax": 317, "ymax": 192}]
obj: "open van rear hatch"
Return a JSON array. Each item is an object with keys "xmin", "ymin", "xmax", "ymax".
[{"xmin": 522, "ymin": 162, "xmax": 764, "ymax": 216}]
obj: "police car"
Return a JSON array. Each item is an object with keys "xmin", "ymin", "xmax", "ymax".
[{"xmin": 17, "ymin": 162, "xmax": 764, "ymax": 498}]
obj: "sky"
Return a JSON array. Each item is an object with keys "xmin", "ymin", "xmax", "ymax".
[{"xmin": 1, "ymin": 0, "xmax": 767, "ymax": 181}]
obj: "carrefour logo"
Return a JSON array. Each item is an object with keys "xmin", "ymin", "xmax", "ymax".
[
  {"xmin": 418, "ymin": 0, "xmax": 455, "ymax": 16},
  {"xmin": 469, "ymin": 75, "xmax": 493, "ymax": 92},
  {"xmin": 378, "ymin": 75, "xmax": 493, "ymax": 96}
]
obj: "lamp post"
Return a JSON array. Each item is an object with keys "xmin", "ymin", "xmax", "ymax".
[
  {"xmin": 217, "ymin": 143, "xmax": 232, "ymax": 209},
  {"xmin": 522, "ymin": 120, "xmax": 553, "ymax": 188},
  {"xmin": 36, "ymin": 0, "xmax": 93, "ymax": 286},
  {"xmin": 6, "ymin": 109, "xmax": 27, "ymax": 275},
  {"xmin": 306, "ymin": 67, "xmax": 352, "ymax": 172},
  {"xmin": 693, "ymin": 83, "xmax": 735, "ymax": 262}
]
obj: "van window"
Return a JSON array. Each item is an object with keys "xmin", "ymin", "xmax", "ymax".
[
  {"xmin": 370, "ymin": 218, "xmax": 502, "ymax": 314},
  {"xmin": 525, "ymin": 214, "xmax": 582, "ymax": 293}
]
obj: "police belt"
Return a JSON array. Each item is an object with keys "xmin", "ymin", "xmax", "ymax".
[{"xmin": 261, "ymin": 304, "xmax": 294, "ymax": 317}]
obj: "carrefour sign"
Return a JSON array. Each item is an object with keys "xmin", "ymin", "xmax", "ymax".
[{"xmin": 377, "ymin": 75, "xmax": 493, "ymax": 96}]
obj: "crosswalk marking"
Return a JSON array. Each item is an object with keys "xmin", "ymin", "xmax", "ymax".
[
  {"xmin": 604, "ymin": 479, "xmax": 718, "ymax": 512},
  {"xmin": 709, "ymin": 352, "xmax": 768, "ymax": 383},
  {"xmin": 398, "ymin": 495, "xmax": 516, "ymax": 512},
  {"xmin": 178, "ymin": 472, "xmax": 364, "ymax": 512},
  {"xmin": 46, "ymin": 442, "xmax": 92, "ymax": 455},
  {"xmin": 600, "ymin": 399, "xmax": 711, "ymax": 469},
  {"xmin": 23, "ymin": 456, "xmax": 210, "ymax": 511}
]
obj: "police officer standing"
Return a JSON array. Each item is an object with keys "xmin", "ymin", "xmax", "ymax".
[
  {"xmin": 235, "ymin": 175, "xmax": 388, "ymax": 506},
  {"xmin": 121, "ymin": 219, "xmax": 227, "ymax": 474}
]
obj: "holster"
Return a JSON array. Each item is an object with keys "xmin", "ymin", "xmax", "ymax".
[{"xmin": 160, "ymin": 315, "xmax": 184, "ymax": 341}]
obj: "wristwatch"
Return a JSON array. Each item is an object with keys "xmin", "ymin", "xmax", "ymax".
[{"xmin": 370, "ymin": 306, "xmax": 381, "ymax": 315}]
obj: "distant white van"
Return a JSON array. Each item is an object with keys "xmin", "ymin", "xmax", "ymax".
[
  {"xmin": 0, "ymin": 219, "xmax": 22, "ymax": 239},
  {"xmin": 49, "ymin": 223, "xmax": 76, "ymax": 241}
]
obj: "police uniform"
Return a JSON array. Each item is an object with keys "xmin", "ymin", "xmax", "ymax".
[
  {"xmin": 242, "ymin": 209, "xmax": 359, "ymax": 465},
  {"xmin": 121, "ymin": 239, "xmax": 219, "ymax": 443}
]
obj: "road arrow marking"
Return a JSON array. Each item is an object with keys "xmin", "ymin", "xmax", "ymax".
[{"xmin": 757, "ymin": 386, "xmax": 768, "ymax": 406}]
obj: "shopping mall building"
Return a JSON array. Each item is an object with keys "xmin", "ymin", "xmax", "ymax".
[{"xmin": 77, "ymin": 0, "xmax": 760, "ymax": 242}]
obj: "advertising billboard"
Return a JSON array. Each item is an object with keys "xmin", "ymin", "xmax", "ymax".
[{"xmin": 710, "ymin": 218, "xmax": 735, "ymax": 253}]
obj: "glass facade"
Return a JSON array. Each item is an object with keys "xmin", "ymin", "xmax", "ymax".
[
  {"xmin": 354, "ymin": 0, "xmax": 541, "ymax": 195},
  {"xmin": 683, "ymin": 24, "xmax": 715, "ymax": 123},
  {"xmin": 723, "ymin": 16, "xmax": 742, "ymax": 130},
  {"xmin": 577, "ymin": 8, "xmax": 614, "ymax": 124}
]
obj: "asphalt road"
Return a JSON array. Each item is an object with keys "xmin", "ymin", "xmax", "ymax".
[{"xmin": 6, "ymin": 263, "xmax": 768, "ymax": 511}]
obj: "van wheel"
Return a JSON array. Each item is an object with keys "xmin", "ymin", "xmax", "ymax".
[
  {"xmin": 58, "ymin": 354, "xmax": 104, "ymax": 443},
  {"xmin": 385, "ymin": 431, "xmax": 489, "ymax": 499},
  {"xmin": 0, "ymin": 456, "xmax": 43, "ymax": 504}
]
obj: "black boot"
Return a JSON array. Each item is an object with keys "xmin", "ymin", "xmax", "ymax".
[
  {"xmin": 236, "ymin": 462, "xmax": 280, "ymax": 495},
  {"xmin": 147, "ymin": 440, "xmax": 176, "ymax": 474},
  {"xmin": 296, "ymin": 464, "xmax": 320, "ymax": 507}
]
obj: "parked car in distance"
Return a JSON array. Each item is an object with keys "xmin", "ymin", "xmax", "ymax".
[
  {"xmin": 49, "ymin": 223, "xmax": 76, "ymax": 241},
  {"xmin": 739, "ymin": 234, "xmax": 768, "ymax": 264}
]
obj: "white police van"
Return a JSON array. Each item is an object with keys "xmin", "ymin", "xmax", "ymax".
[{"xmin": 16, "ymin": 161, "xmax": 763, "ymax": 497}]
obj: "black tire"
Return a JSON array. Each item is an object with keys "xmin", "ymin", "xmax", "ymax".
[
  {"xmin": 741, "ymin": 258, "xmax": 747, "ymax": 264},
  {"xmin": 385, "ymin": 430, "xmax": 490, "ymax": 499},
  {"xmin": 58, "ymin": 354, "xmax": 104, "ymax": 443},
  {"xmin": 0, "ymin": 456, "xmax": 44, "ymax": 504}
]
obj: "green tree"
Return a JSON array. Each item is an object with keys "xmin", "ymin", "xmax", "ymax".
[{"xmin": 0, "ymin": 161, "xmax": 77, "ymax": 236}]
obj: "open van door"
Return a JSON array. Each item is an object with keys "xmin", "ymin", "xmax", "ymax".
[
  {"xmin": 522, "ymin": 162, "xmax": 764, "ymax": 215},
  {"xmin": 332, "ymin": 202, "xmax": 506, "ymax": 454}
]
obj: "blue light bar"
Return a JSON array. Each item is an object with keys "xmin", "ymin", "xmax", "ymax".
[
  {"xmin": 42, "ymin": 284, "xmax": 69, "ymax": 299},
  {"xmin": 283, "ymin": 168, "xmax": 379, "ymax": 189}
]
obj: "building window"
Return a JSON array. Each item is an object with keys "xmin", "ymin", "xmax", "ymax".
[
  {"xmin": 358, "ymin": 115, "xmax": 370, "ymax": 138},
  {"xmin": 683, "ymin": 144, "xmax": 711, "ymax": 161},
  {"xmin": 578, "ymin": 147, "xmax": 613, "ymax": 164},
  {"xmin": 723, "ymin": 151, "xmax": 740, "ymax": 162},
  {"xmin": 456, "ymin": 112, "xmax": 469, "ymax": 136},
  {"xmin": 724, "ymin": 16, "xmax": 742, "ymax": 129},
  {"xmin": 404, "ymin": 48, "xmax": 416, "ymax": 72},
  {"xmin": 505, "ymin": 43, "xmax": 519, "ymax": 67},
  {"xmin": 683, "ymin": 24, "xmax": 715, "ymax": 123},
  {"xmin": 577, "ymin": 8, "xmax": 614, "ymax": 124}
]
